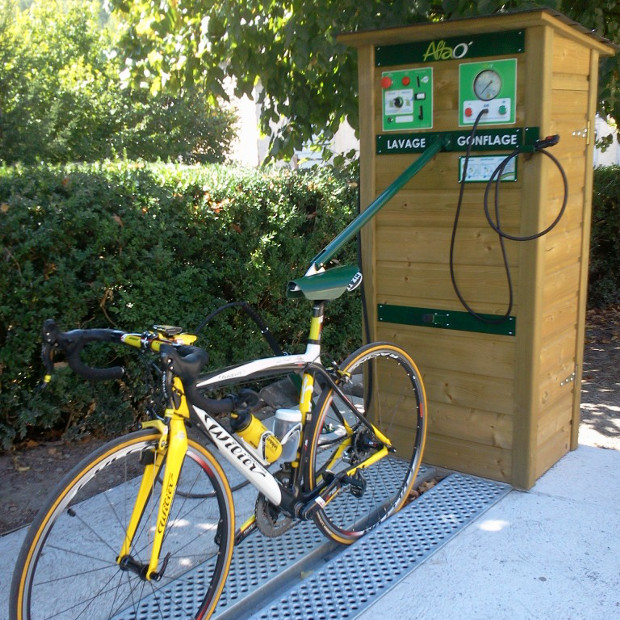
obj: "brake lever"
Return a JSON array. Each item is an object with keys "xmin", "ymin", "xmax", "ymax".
[{"xmin": 39, "ymin": 320, "xmax": 60, "ymax": 389}]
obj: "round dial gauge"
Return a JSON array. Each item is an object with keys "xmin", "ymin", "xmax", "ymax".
[{"xmin": 473, "ymin": 69, "xmax": 502, "ymax": 101}]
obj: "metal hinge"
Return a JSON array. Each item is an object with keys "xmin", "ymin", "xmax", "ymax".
[
  {"xmin": 572, "ymin": 121, "xmax": 591, "ymax": 145},
  {"xmin": 560, "ymin": 370, "xmax": 576, "ymax": 387}
]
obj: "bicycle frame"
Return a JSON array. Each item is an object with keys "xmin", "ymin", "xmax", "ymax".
[
  {"xmin": 37, "ymin": 138, "xmax": 439, "ymax": 595},
  {"xmin": 118, "ymin": 304, "xmax": 391, "ymax": 580}
]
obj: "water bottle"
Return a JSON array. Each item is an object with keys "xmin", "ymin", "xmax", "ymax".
[
  {"xmin": 273, "ymin": 408, "xmax": 302, "ymax": 462},
  {"xmin": 230, "ymin": 410, "xmax": 282, "ymax": 463}
]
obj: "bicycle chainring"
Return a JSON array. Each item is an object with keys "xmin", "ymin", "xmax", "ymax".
[{"xmin": 255, "ymin": 471, "xmax": 296, "ymax": 538}]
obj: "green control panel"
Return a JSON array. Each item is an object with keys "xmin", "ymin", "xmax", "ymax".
[
  {"xmin": 381, "ymin": 68, "xmax": 433, "ymax": 132},
  {"xmin": 458, "ymin": 59, "xmax": 517, "ymax": 126}
]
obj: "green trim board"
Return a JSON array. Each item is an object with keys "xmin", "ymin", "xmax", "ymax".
[
  {"xmin": 375, "ymin": 30, "xmax": 525, "ymax": 67},
  {"xmin": 377, "ymin": 304, "xmax": 516, "ymax": 336},
  {"xmin": 376, "ymin": 127, "xmax": 540, "ymax": 154}
]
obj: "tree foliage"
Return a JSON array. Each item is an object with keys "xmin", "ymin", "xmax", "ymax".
[
  {"xmin": 108, "ymin": 0, "xmax": 619, "ymax": 160},
  {"xmin": 0, "ymin": 0, "xmax": 237, "ymax": 164}
]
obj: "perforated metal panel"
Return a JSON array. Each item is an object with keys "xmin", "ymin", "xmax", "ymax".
[
  {"xmin": 112, "ymin": 470, "xmax": 509, "ymax": 619},
  {"xmin": 248, "ymin": 473, "xmax": 510, "ymax": 620},
  {"xmin": 214, "ymin": 517, "xmax": 336, "ymax": 619},
  {"xmin": 110, "ymin": 501, "xmax": 334, "ymax": 620}
]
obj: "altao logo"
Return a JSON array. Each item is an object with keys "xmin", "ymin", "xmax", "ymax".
[{"xmin": 423, "ymin": 39, "xmax": 473, "ymax": 62}]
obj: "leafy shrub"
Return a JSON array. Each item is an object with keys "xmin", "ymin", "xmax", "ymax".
[
  {"xmin": 589, "ymin": 166, "xmax": 620, "ymax": 307},
  {"xmin": 0, "ymin": 162, "xmax": 360, "ymax": 448}
]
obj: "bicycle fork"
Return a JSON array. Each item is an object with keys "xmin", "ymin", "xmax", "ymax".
[{"xmin": 116, "ymin": 377, "xmax": 189, "ymax": 581}]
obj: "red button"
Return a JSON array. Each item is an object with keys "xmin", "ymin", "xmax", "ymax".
[
  {"xmin": 465, "ymin": 107, "xmax": 473, "ymax": 118},
  {"xmin": 381, "ymin": 76, "xmax": 392, "ymax": 89},
  {"xmin": 402, "ymin": 76, "xmax": 411, "ymax": 86}
]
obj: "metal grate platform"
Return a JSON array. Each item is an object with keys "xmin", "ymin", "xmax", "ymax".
[
  {"xmin": 114, "ymin": 469, "xmax": 510, "ymax": 619},
  {"xmin": 246, "ymin": 472, "xmax": 511, "ymax": 620}
]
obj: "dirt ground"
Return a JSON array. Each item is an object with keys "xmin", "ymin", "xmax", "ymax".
[
  {"xmin": 579, "ymin": 305, "xmax": 620, "ymax": 450},
  {"xmin": 1, "ymin": 306, "xmax": 618, "ymax": 537}
]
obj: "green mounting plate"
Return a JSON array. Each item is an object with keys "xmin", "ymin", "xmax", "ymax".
[
  {"xmin": 381, "ymin": 67, "xmax": 433, "ymax": 132},
  {"xmin": 377, "ymin": 304, "xmax": 516, "ymax": 336}
]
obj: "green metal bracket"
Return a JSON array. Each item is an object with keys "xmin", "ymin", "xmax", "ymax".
[
  {"xmin": 310, "ymin": 135, "xmax": 449, "ymax": 270},
  {"xmin": 287, "ymin": 264, "xmax": 361, "ymax": 300},
  {"xmin": 378, "ymin": 304, "xmax": 516, "ymax": 336}
]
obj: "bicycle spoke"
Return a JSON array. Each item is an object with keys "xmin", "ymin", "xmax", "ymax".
[
  {"xmin": 39, "ymin": 564, "xmax": 127, "ymax": 620},
  {"xmin": 12, "ymin": 432, "xmax": 234, "ymax": 620},
  {"xmin": 33, "ymin": 560, "xmax": 118, "ymax": 587},
  {"xmin": 62, "ymin": 506, "xmax": 121, "ymax": 557}
]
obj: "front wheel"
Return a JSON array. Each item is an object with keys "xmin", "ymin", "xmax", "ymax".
[
  {"xmin": 305, "ymin": 342, "xmax": 427, "ymax": 544},
  {"xmin": 10, "ymin": 429, "xmax": 235, "ymax": 620}
]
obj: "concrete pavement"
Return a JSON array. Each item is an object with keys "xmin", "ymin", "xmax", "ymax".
[
  {"xmin": 357, "ymin": 444, "xmax": 619, "ymax": 620},
  {"xmin": 2, "ymin": 444, "xmax": 618, "ymax": 619}
]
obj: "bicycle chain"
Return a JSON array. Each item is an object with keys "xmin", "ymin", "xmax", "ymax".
[{"xmin": 255, "ymin": 470, "xmax": 296, "ymax": 538}]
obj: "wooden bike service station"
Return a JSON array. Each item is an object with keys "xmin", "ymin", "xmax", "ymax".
[{"xmin": 339, "ymin": 10, "xmax": 615, "ymax": 489}]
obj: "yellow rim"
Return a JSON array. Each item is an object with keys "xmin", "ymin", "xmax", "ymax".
[
  {"xmin": 15, "ymin": 431, "xmax": 235, "ymax": 620},
  {"xmin": 308, "ymin": 343, "xmax": 427, "ymax": 543}
]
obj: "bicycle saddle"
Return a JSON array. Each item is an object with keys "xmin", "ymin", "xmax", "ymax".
[{"xmin": 287, "ymin": 264, "xmax": 362, "ymax": 301}]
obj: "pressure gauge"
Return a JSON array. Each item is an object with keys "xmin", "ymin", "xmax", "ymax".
[{"xmin": 473, "ymin": 69, "xmax": 502, "ymax": 101}]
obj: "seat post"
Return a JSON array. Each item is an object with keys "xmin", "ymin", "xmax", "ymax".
[{"xmin": 308, "ymin": 302, "xmax": 326, "ymax": 346}]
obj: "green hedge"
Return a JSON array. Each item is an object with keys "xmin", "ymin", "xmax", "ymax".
[
  {"xmin": 0, "ymin": 162, "xmax": 361, "ymax": 448},
  {"xmin": 1, "ymin": 162, "xmax": 617, "ymax": 449},
  {"xmin": 590, "ymin": 165, "xmax": 620, "ymax": 307}
]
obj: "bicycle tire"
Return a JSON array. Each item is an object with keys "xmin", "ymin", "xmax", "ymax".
[
  {"xmin": 305, "ymin": 342, "xmax": 427, "ymax": 544},
  {"xmin": 10, "ymin": 428, "xmax": 235, "ymax": 620}
]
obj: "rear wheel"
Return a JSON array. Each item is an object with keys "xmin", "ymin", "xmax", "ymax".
[
  {"xmin": 305, "ymin": 343, "xmax": 427, "ymax": 544},
  {"xmin": 10, "ymin": 429, "xmax": 234, "ymax": 620}
]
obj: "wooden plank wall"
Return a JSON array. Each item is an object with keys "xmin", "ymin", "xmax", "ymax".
[
  {"xmin": 533, "ymin": 32, "xmax": 599, "ymax": 479},
  {"xmin": 349, "ymin": 12, "xmax": 614, "ymax": 488},
  {"xmin": 369, "ymin": 49, "xmax": 528, "ymax": 483}
]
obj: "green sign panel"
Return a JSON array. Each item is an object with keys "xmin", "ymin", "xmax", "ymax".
[
  {"xmin": 458, "ymin": 58, "xmax": 517, "ymax": 126},
  {"xmin": 381, "ymin": 67, "xmax": 433, "ymax": 131},
  {"xmin": 378, "ymin": 304, "xmax": 516, "ymax": 336},
  {"xmin": 375, "ymin": 30, "xmax": 525, "ymax": 67},
  {"xmin": 376, "ymin": 127, "xmax": 540, "ymax": 155}
]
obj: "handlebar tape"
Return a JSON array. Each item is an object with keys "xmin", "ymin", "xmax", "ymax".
[
  {"xmin": 42, "ymin": 319, "xmax": 125, "ymax": 382},
  {"xmin": 159, "ymin": 344, "xmax": 237, "ymax": 415}
]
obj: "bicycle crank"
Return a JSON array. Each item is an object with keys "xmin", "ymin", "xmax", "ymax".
[
  {"xmin": 300, "ymin": 470, "xmax": 367, "ymax": 520},
  {"xmin": 255, "ymin": 470, "xmax": 296, "ymax": 537}
]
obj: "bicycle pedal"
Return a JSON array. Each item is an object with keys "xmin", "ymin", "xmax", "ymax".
[{"xmin": 345, "ymin": 471, "xmax": 367, "ymax": 498}]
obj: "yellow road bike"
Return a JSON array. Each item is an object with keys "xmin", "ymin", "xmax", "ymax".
[{"xmin": 10, "ymin": 269, "xmax": 427, "ymax": 620}]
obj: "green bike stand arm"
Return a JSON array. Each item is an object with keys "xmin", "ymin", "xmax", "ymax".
[{"xmin": 308, "ymin": 135, "xmax": 449, "ymax": 272}]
